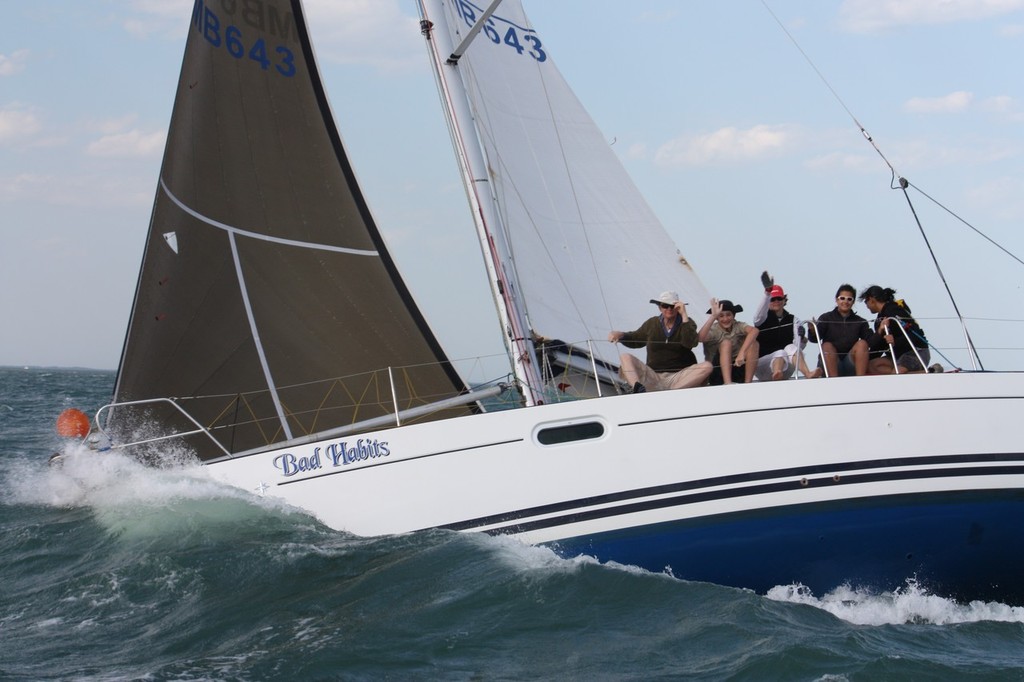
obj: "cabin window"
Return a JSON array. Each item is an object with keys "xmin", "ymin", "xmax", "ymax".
[{"xmin": 536, "ymin": 421, "xmax": 605, "ymax": 446}]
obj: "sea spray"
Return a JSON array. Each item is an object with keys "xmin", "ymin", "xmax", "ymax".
[{"xmin": 767, "ymin": 580, "xmax": 1024, "ymax": 626}]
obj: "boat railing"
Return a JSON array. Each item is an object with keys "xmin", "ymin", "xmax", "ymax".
[
  {"xmin": 536, "ymin": 338, "xmax": 627, "ymax": 399},
  {"xmin": 223, "ymin": 383, "xmax": 508, "ymax": 460},
  {"xmin": 92, "ymin": 367, "xmax": 516, "ymax": 459},
  {"xmin": 804, "ymin": 319, "xmax": 830, "ymax": 378},
  {"xmin": 94, "ymin": 397, "xmax": 233, "ymax": 457},
  {"xmin": 883, "ymin": 319, "xmax": 928, "ymax": 373}
]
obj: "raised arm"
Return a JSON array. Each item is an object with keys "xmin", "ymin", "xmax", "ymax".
[{"xmin": 698, "ymin": 298, "xmax": 720, "ymax": 342}]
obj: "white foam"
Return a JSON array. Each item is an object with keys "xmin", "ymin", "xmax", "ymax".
[
  {"xmin": 474, "ymin": 534, "xmax": 685, "ymax": 585},
  {"xmin": 9, "ymin": 443, "xmax": 224, "ymax": 506},
  {"xmin": 473, "ymin": 533, "xmax": 602, "ymax": 575},
  {"xmin": 766, "ymin": 579, "xmax": 1024, "ymax": 625},
  {"xmin": 4, "ymin": 442, "xmax": 300, "ymax": 537}
]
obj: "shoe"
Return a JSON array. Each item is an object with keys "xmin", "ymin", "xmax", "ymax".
[{"xmin": 632, "ymin": 382, "xmax": 647, "ymax": 394}]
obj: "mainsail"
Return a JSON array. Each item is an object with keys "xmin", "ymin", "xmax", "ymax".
[
  {"xmin": 112, "ymin": 0, "xmax": 469, "ymax": 460},
  {"xmin": 422, "ymin": 0, "xmax": 710, "ymax": 372}
]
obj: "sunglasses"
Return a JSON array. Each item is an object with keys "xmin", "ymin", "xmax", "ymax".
[
  {"xmin": 837, "ymin": 296, "xmax": 854, "ymax": 302},
  {"xmin": 659, "ymin": 303, "xmax": 674, "ymax": 309},
  {"xmin": 770, "ymin": 296, "xmax": 784, "ymax": 302}
]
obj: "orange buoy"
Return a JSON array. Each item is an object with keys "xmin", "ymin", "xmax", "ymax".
[{"xmin": 56, "ymin": 408, "xmax": 90, "ymax": 438}]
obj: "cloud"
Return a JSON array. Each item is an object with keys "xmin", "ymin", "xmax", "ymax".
[
  {"xmin": 0, "ymin": 49, "xmax": 30, "ymax": 76},
  {"xmin": 0, "ymin": 173, "xmax": 51, "ymax": 201},
  {"xmin": 966, "ymin": 176, "xmax": 1024, "ymax": 220},
  {"xmin": 654, "ymin": 124, "xmax": 794, "ymax": 166},
  {"xmin": 901, "ymin": 93, "xmax": 1024, "ymax": 121},
  {"xmin": 839, "ymin": 0, "xmax": 1024, "ymax": 32},
  {"xmin": 303, "ymin": 0, "xmax": 423, "ymax": 71},
  {"xmin": 976, "ymin": 95, "xmax": 1024, "ymax": 121},
  {"xmin": 980, "ymin": 95, "xmax": 1014, "ymax": 112},
  {"xmin": 804, "ymin": 150, "xmax": 877, "ymax": 173},
  {"xmin": 626, "ymin": 142, "xmax": 648, "ymax": 160},
  {"xmin": 887, "ymin": 137, "xmax": 1019, "ymax": 173},
  {"xmin": 0, "ymin": 105, "xmax": 42, "ymax": 143},
  {"xmin": 998, "ymin": 22, "xmax": 1024, "ymax": 35},
  {"xmin": 0, "ymin": 171, "xmax": 154, "ymax": 208},
  {"xmin": 86, "ymin": 129, "xmax": 166, "ymax": 158},
  {"xmin": 121, "ymin": 0, "xmax": 194, "ymax": 39},
  {"xmin": 904, "ymin": 91, "xmax": 974, "ymax": 113}
]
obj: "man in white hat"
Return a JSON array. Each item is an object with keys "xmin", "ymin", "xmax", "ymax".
[{"xmin": 608, "ymin": 291, "xmax": 712, "ymax": 393}]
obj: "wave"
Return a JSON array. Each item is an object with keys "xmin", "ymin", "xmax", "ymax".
[
  {"xmin": 766, "ymin": 580, "xmax": 1024, "ymax": 625},
  {"xmin": 2, "ymin": 442, "xmax": 315, "ymax": 539},
  {"xmin": 9, "ymin": 434, "xmax": 1024, "ymax": 632}
]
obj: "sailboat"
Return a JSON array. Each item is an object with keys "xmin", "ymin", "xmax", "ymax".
[{"xmin": 85, "ymin": 0, "xmax": 1024, "ymax": 604}]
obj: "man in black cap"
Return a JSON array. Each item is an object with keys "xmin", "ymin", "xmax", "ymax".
[
  {"xmin": 698, "ymin": 298, "xmax": 759, "ymax": 385},
  {"xmin": 608, "ymin": 291, "xmax": 712, "ymax": 393}
]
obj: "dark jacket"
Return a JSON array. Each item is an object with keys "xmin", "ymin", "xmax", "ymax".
[
  {"xmin": 756, "ymin": 309, "xmax": 802, "ymax": 357},
  {"xmin": 808, "ymin": 308, "xmax": 871, "ymax": 354},
  {"xmin": 620, "ymin": 315, "xmax": 699, "ymax": 372},
  {"xmin": 868, "ymin": 301, "xmax": 928, "ymax": 358}
]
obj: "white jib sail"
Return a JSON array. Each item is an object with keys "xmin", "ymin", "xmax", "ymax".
[{"xmin": 429, "ymin": 0, "xmax": 711, "ymax": 370}]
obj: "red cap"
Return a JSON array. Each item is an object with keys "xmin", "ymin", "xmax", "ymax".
[{"xmin": 769, "ymin": 285, "xmax": 786, "ymax": 298}]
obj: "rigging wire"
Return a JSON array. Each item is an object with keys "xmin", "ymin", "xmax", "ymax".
[
  {"xmin": 906, "ymin": 180, "xmax": 1024, "ymax": 268},
  {"xmin": 896, "ymin": 178, "xmax": 982, "ymax": 369},
  {"xmin": 760, "ymin": 0, "xmax": 988, "ymax": 370}
]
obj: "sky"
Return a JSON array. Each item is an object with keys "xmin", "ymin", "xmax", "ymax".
[{"xmin": 3, "ymin": 0, "xmax": 1024, "ymax": 376}]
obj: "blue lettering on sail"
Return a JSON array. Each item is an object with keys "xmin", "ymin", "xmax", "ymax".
[
  {"xmin": 273, "ymin": 438, "xmax": 391, "ymax": 478},
  {"xmin": 191, "ymin": 0, "xmax": 297, "ymax": 77},
  {"xmin": 453, "ymin": 0, "xmax": 547, "ymax": 62}
]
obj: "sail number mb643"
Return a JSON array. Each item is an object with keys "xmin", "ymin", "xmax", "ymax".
[{"xmin": 193, "ymin": 0, "xmax": 297, "ymax": 77}]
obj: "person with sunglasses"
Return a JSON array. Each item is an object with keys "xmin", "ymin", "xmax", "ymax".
[
  {"xmin": 806, "ymin": 283, "xmax": 871, "ymax": 377},
  {"xmin": 752, "ymin": 278, "xmax": 814, "ymax": 381},
  {"xmin": 608, "ymin": 291, "xmax": 712, "ymax": 393}
]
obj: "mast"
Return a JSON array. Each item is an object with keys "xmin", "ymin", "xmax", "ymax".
[{"xmin": 418, "ymin": 0, "xmax": 545, "ymax": 407}]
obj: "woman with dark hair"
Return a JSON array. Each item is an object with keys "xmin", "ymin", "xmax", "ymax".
[
  {"xmin": 859, "ymin": 285, "xmax": 930, "ymax": 374},
  {"xmin": 807, "ymin": 283, "xmax": 871, "ymax": 377}
]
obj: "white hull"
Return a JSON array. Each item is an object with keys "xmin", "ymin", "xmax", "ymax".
[{"xmin": 204, "ymin": 372, "xmax": 1024, "ymax": 601}]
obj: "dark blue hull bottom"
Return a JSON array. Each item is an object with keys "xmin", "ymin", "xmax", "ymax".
[{"xmin": 547, "ymin": 490, "xmax": 1024, "ymax": 604}]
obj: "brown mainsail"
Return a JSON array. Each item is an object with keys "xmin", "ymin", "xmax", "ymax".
[{"xmin": 112, "ymin": 0, "xmax": 470, "ymax": 460}]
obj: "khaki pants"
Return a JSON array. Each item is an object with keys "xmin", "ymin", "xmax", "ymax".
[{"xmin": 620, "ymin": 355, "xmax": 712, "ymax": 391}]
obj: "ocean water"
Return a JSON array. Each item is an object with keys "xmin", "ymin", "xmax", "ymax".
[{"xmin": 2, "ymin": 367, "xmax": 1023, "ymax": 681}]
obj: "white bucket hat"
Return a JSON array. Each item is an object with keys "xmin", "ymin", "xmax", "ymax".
[{"xmin": 649, "ymin": 291, "xmax": 681, "ymax": 306}]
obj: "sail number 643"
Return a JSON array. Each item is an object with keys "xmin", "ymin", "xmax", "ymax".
[
  {"xmin": 454, "ymin": 0, "xmax": 547, "ymax": 62},
  {"xmin": 194, "ymin": 3, "xmax": 296, "ymax": 77}
]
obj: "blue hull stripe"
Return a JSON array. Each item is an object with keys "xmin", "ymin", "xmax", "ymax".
[{"xmin": 436, "ymin": 453, "xmax": 1024, "ymax": 532}]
